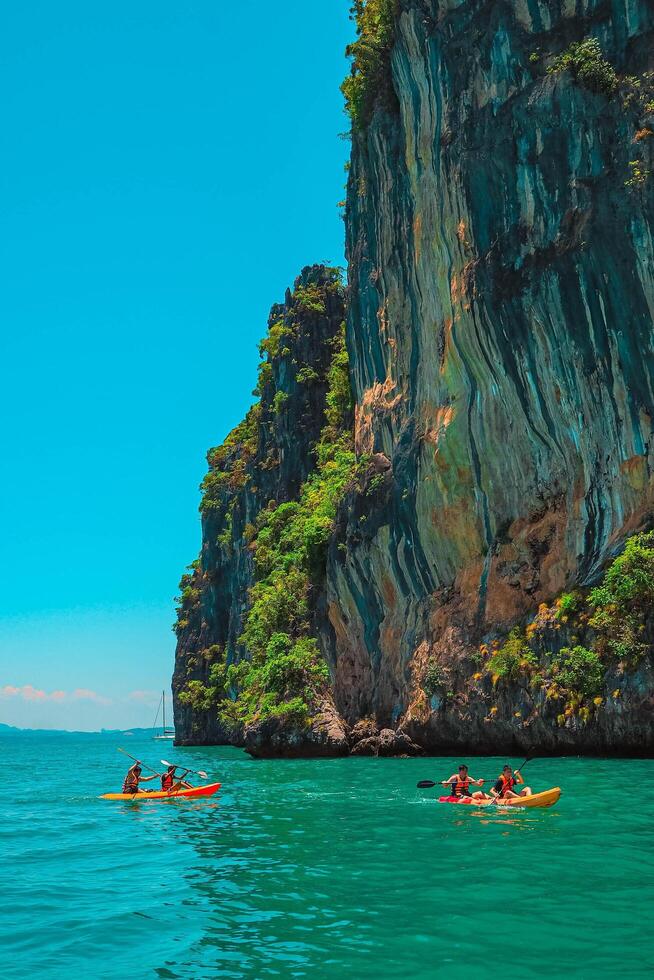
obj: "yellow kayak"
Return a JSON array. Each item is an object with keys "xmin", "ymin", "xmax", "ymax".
[
  {"xmin": 439, "ymin": 787, "xmax": 561, "ymax": 809},
  {"xmin": 100, "ymin": 782, "xmax": 221, "ymax": 802},
  {"xmin": 493, "ymin": 786, "xmax": 560, "ymax": 808}
]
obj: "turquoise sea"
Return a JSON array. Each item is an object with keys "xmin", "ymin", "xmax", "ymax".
[{"xmin": 2, "ymin": 732, "xmax": 653, "ymax": 979}]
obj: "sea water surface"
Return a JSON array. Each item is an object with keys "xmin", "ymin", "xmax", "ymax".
[{"xmin": 2, "ymin": 731, "xmax": 653, "ymax": 979}]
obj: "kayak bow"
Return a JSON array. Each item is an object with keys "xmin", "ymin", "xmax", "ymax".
[
  {"xmin": 100, "ymin": 782, "xmax": 221, "ymax": 802},
  {"xmin": 438, "ymin": 786, "xmax": 561, "ymax": 809}
]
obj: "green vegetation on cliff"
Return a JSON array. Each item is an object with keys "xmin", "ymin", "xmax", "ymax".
[
  {"xmin": 547, "ymin": 38, "xmax": 618, "ymax": 95},
  {"xmin": 480, "ymin": 531, "xmax": 654, "ymax": 721},
  {"xmin": 587, "ymin": 531, "xmax": 654, "ymax": 664},
  {"xmin": 224, "ymin": 331, "xmax": 354, "ymax": 727},
  {"xmin": 341, "ymin": 0, "xmax": 398, "ymax": 128},
  {"xmin": 178, "ymin": 292, "xmax": 356, "ymax": 729},
  {"xmin": 198, "ymin": 404, "xmax": 261, "ymax": 508}
]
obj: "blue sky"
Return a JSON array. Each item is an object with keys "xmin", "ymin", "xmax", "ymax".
[{"xmin": 0, "ymin": 1, "xmax": 352, "ymax": 730}]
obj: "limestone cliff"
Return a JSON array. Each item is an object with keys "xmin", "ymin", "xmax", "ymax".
[
  {"xmin": 173, "ymin": 0, "xmax": 654, "ymax": 756},
  {"xmin": 328, "ymin": 0, "xmax": 654, "ymax": 753},
  {"xmin": 172, "ymin": 266, "xmax": 352, "ymax": 751}
]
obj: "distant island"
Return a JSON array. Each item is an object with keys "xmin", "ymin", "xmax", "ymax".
[{"xmin": 0, "ymin": 722, "xmax": 163, "ymax": 737}]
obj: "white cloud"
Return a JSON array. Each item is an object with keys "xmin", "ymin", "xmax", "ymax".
[
  {"xmin": 127, "ymin": 689, "xmax": 160, "ymax": 703},
  {"xmin": 71, "ymin": 688, "xmax": 112, "ymax": 705},
  {"xmin": 0, "ymin": 684, "xmax": 112, "ymax": 705}
]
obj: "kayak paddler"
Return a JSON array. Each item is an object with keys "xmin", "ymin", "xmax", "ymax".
[
  {"xmin": 442, "ymin": 764, "xmax": 488, "ymax": 800},
  {"xmin": 490, "ymin": 764, "xmax": 532, "ymax": 801},
  {"xmin": 161, "ymin": 765, "xmax": 192, "ymax": 791},
  {"xmin": 122, "ymin": 763, "xmax": 158, "ymax": 794}
]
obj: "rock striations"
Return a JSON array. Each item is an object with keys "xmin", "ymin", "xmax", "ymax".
[{"xmin": 174, "ymin": 1, "xmax": 654, "ymax": 756}]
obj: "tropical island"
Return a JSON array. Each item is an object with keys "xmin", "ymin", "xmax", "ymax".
[{"xmin": 173, "ymin": 0, "xmax": 654, "ymax": 758}]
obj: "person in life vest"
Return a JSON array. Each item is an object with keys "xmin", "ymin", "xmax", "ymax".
[
  {"xmin": 490, "ymin": 765, "xmax": 532, "ymax": 801},
  {"xmin": 161, "ymin": 765, "xmax": 192, "ymax": 792},
  {"xmin": 122, "ymin": 763, "xmax": 158, "ymax": 794},
  {"xmin": 441, "ymin": 764, "xmax": 488, "ymax": 800}
]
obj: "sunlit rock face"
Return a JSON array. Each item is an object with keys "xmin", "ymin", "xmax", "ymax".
[
  {"xmin": 174, "ymin": 1, "xmax": 654, "ymax": 755},
  {"xmin": 326, "ymin": 0, "xmax": 654, "ymax": 743}
]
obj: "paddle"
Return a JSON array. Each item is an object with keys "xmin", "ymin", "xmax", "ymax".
[
  {"xmin": 168, "ymin": 769, "xmax": 192, "ymax": 793},
  {"xmin": 161, "ymin": 759, "xmax": 208, "ymax": 779},
  {"xmin": 416, "ymin": 754, "xmax": 534, "ymax": 792},
  {"xmin": 118, "ymin": 747, "xmax": 160, "ymax": 776}
]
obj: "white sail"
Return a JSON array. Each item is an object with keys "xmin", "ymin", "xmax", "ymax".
[{"xmin": 153, "ymin": 689, "xmax": 175, "ymax": 740}]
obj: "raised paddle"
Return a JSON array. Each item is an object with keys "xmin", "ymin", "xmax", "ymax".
[
  {"xmin": 118, "ymin": 747, "xmax": 161, "ymax": 776},
  {"xmin": 161, "ymin": 759, "xmax": 208, "ymax": 780},
  {"xmin": 416, "ymin": 754, "xmax": 534, "ymax": 790}
]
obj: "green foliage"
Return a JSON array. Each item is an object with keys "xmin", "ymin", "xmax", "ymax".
[
  {"xmin": 547, "ymin": 38, "xmax": 617, "ymax": 95},
  {"xmin": 272, "ymin": 390, "xmax": 289, "ymax": 415},
  {"xmin": 259, "ymin": 319, "xmax": 295, "ymax": 361},
  {"xmin": 483, "ymin": 531, "xmax": 654, "ymax": 716},
  {"xmin": 591, "ymin": 532, "xmax": 654, "ymax": 606},
  {"xmin": 423, "ymin": 660, "xmax": 447, "ymax": 697},
  {"xmin": 323, "ymin": 327, "xmax": 353, "ymax": 434},
  {"xmin": 480, "ymin": 532, "xmax": 654, "ymax": 716},
  {"xmin": 625, "ymin": 160, "xmax": 651, "ymax": 187},
  {"xmin": 253, "ymin": 361, "xmax": 273, "ymax": 397},
  {"xmin": 200, "ymin": 403, "xmax": 261, "ymax": 508},
  {"xmin": 557, "ymin": 591, "xmax": 582, "ymax": 618},
  {"xmin": 551, "ymin": 646, "xmax": 604, "ymax": 700},
  {"xmin": 172, "ymin": 567, "xmax": 204, "ymax": 635},
  {"xmin": 259, "ymin": 635, "xmax": 329, "ymax": 696},
  {"xmin": 178, "ymin": 680, "xmax": 220, "ymax": 712},
  {"xmin": 293, "ymin": 283, "xmax": 326, "ymax": 314},
  {"xmin": 341, "ymin": 0, "xmax": 399, "ymax": 129},
  {"xmin": 365, "ymin": 472, "xmax": 385, "ymax": 496},
  {"xmin": 179, "ymin": 270, "xmax": 350, "ymax": 727},
  {"xmin": 488, "ymin": 628, "xmax": 537, "ymax": 682},
  {"xmin": 266, "ymin": 696, "xmax": 311, "ymax": 725},
  {"xmin": 296, "ymin": 365, "xmax": 320, "ymax": 385},
  {"xmin": 201, "ymin": 271, "xmax": 345, "ymax": 515},
  {"xmin": 587, "ymin": 531, "xmax": 654, "ymax": 663},
  {"xmin": 216, "ymin": 501, "xmax": 235, "ymax": 550},
  {"xmin": 180, "ymin": 586, "xmax": 201, "ymax": 606},
  {"xmin": 217, "ymin": 326, "xmax": 355, "ymax": 728}
]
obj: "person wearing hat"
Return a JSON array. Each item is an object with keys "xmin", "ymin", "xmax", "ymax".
[{"xmin": 122, "ymin": 762, "xmax": 158, "ymax": 794}]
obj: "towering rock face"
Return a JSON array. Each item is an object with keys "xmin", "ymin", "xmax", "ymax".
[
  {"xmin": 324, "ymin": 0, "xmax": 654, "ymax": 745},
  {"xmin": 174, "ymin": 1, "xmax": 654, "ymax": 755}
]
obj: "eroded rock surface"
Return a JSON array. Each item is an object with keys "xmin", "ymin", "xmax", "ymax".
[
  {"xmin": 323, "ymin": 0, "xmax": 654, "ymax": 752},
  {"xmin": 174, "ymin": 2, "xmax": 654, "ymax": 756}
]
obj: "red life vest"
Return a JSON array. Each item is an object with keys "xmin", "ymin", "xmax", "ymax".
[
  {"xmin": 453, "ymin": 775, "xmax": 471, "ymax": 797},
  {"xmin": 123, "ymin": 772, "xmax": 139, "ymax": 793},
  {"xmin": 499, "ymin": 774, "xmax": 516, "ymax": 797},
  {"xmin": 161, "ymin": 772, "xmax": 174, "ymax": 790}
]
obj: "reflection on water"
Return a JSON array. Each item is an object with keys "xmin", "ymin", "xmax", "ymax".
[{"xmin": 1, "ymin": 736, "xmax": 653, "ymax": 979}]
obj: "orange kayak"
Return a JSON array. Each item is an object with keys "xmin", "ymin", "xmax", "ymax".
[
  {"xmin": 438, "ymin": 787, "xmax": 561, "ymax": 809},
  {"xmin": 100, "ymin": 782, "xmax": 221, "ymax": 802}
]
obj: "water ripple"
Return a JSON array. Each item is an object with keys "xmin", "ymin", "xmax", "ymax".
[{"xmin": 2, "ymin": 735, "xmax": 653, "ymax": 978}]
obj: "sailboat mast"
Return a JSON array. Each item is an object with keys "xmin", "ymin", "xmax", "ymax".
[{"xmin": 162, "ymin": 689, "xmax": 166, "ymax": 732}]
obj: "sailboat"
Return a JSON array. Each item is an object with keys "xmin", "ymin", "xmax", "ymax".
[{"xmin": 152, "ymin": 690, "xmax": 175, "ymax": 741}]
